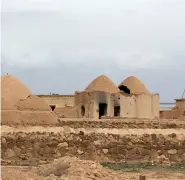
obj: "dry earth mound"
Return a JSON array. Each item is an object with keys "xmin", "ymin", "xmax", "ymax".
[
  {"xmin": 16, "ymin": 95, "xmax": 51, "ymax": 111},
  {"xmin": 1, "ymin": 75, "xmax": 57, "ymax": 125},
  {"xmin": 85, "ymin": 75, "xmax": 120, "ymax": 94},
  {"xmin": 1, "ymin": 74, "xmax": 32, "ymax": 105},
  {"xmin": 2, "ymin": 95, "xmax": 57, "ymax": 126},
  {"xmin": 2, "ymin": 167, "xmax": 41, "ymax": 180},
  {"xmin": 119, "ymin": 76, "xmax": 150, "ymax": 94},
  {"xmin": 55, "ymin": 106, "xmax": 78, "ymax": 118},
  {"xmin": 35, "ymin": 156, "xmax": 123, "ymax": 180},
  {"xmin": 1, "ymin": 110, "xmax": 58, "ymax": 126},
  {"xmin": 1, "ymin": 97, "xmax": 16, "ymax": 110}
]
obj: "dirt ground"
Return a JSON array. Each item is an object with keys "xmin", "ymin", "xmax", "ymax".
[
  {"xmin": 2, "ymin": 156, "xmax": 185, "ymax": 180},
  {"xmin": 2, "ymin": 125, "xmax": 185, "ymax": 135}
]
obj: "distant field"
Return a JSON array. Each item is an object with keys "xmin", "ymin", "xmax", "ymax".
[{"xmin": 160, "ymin": 103, "xmax": 175, "ymax": 110}]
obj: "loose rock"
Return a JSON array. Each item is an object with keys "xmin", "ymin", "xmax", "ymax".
[{"xmin": 58, "ymin": 142, "xmax": 68, "ymax": 148}]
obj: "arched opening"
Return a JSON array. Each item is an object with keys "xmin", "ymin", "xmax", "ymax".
[
  {"xmin": 81, "ymin": 105, "xmax": 85, "ymax": 117},
  {"xmin": 50, "ymin": 105, "xmax": 56, "ymax": 111},
  {"xmin": 119, "ymin": 85, "xmax": 131, "ymax": 95}
]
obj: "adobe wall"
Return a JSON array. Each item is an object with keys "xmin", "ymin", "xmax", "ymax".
[
  {"xmin": 152, "ymin": 94, "xmax": 160, "ymax": 118},
  {"xmin": 2, "ymin": 130, "xmax": 185, "ymax": 166},
  {"xmin": 73, "ymin": 92, "xmax": 159, "ymax": 119},
  {"xmin": 119, "ymin": 95, "xmax": 136, "ymax": 118},
  {"xmin": 95, "ymin": 92, "xmax": 113, "ymax": 117},
  {"xmin": 75, "ymin": 91, "xmax": 114, "ymax": 119},
  {"xmin": 176, "ymin": 99, "xmax": 185, "ymax": 108},
  {"xmin": 160, "ymin": 110, "xmax": 180, "ymax": 119},
  {"xmin": 136, "ymin": 94, "xmax": 153, "ymax": 119},
  {"xmin": 2, "ymin": 117, "xmax": 185, "ymax": 128},
  {"xmin": 74, "ymin": 91, "xmax": 96, "ymax": 118},
  {"xmin": 176, "ymin": 99, "xmax": 185, "ymax": 120},
  {"xmin": 119, "ymin": 93, "xmax": 159, "ymax": 119},
  {"xmin": 1, "ymin": 110, "xmax": 58, "ymax": 126},
  {"xmin": 58, "ymin": 119, "xmax": 185, "ymax": 129},
  {"xmin": 159, "ymin": 99, "xmax": 185, "ymax": 120},
  {"xmin": 38, "ymin": 95, "xmax": 74, "ymax": 108}
]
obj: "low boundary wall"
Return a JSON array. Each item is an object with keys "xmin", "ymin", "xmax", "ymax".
[
  {"xmin": 57, "ymin": 119, "xmax": 185, "ymax": 129},
  {"xmin": 2, "ymin": 129, "xmax": 185, "ymax": 166}
]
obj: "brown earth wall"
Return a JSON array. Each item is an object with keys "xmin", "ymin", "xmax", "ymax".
[
  {"xmin": 57, "ymin": 119, "xmax": 185, "ymax": 129},
  {"xmin": 160, "ymin": 110, "xmax": 180, "ymax": 119},
  {"xmin": 2, "ymin": 131, "xmax": 185, "ymax": 166},
  {"xmin": 38, "ymin": 95, "xmax": 74, "ymax": 108},
  {"xmin": 2, "ymin": 116, "xmax": 185, "ymax": 128}
]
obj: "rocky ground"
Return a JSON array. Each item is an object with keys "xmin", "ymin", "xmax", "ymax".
[{"xmin": 2, "ymin": 156, "xmax": 185, "ymax": 180}]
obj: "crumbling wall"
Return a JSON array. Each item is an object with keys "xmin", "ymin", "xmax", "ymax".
[
  {"xmin": 119, "ymin": 95, "xmax": 136, "ymax": 118},
  {"xmin": 111, "ymin": 93, "xmax": 121, "ymax": 117},
  {"xmin": 160, "ymin": 110, "xmax": 180, "ymax": 119},
  {"xmin": 53, "ymin": 92, "xmax": 159, "ymax": 120},
  {"xmin": 152, "ymin": 94, "xmax": 160, "ymax": 119},
  {"xmin": 160, "ymin": 99, "xmax": 185, "ymax": 120},
  {"xmin": 1, "ymin": 110, "xmax": 58, "ymax": 126},
  {"xmin": 119, "ymin": 93, "xmax": 158, "ymax": 119},
  {"xmin": 58, "ymin": 119, "xmax": 185, "ymax": 129},
  {"xmin": 2, "ymin": 131, "xmax": 185, "ymax": 166},
  {"xmin": 95, "ymin": 92, "xmax": 113, "ymax": 117},
  {"xmin": 74, "ymin": 91, "xmax": 114, "ymax": 119},
  {"xmin": 38, "ymin": 95, "xmax": 74, "ymax": 108},
  {"xmin": 136, "ymin": 94, "xmax": 153, "ymax": 119},
  {"xmin": 176, "ymin": 99, "xmax": 185, "ymax": 108},
  {"xmin": 74, "ymin": 92, "xmax": 96, "ymax": 118},
  {"xmin": 55, "ymin": 107, "xmax": 79, "ymax": 118}
]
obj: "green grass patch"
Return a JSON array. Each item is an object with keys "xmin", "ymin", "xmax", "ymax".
[{"xmin": 101, "ymin": 162, "xmax": 185, "ymax": 173}]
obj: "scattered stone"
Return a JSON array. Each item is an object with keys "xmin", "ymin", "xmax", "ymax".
[
  {"xmin": 58, "ymin": 142, "xmax": 68, "ymax": 148},
  {"xmin": 168, "ymin": 149, "xmax": 177, "ymax": 155},
  {"xmin": 157, "ymin": 150, "xmax": 163, "ymax": 156},
  {"xmin": 177, "ymin": 134, "xmax": 185, "ymax": 141},
  {"xmin": 14, "ymin": 146, "xmax": 21, "ymax": 155},
  {"xmin": 77, "ymin": 150, "xmax": 84, "ymax": 155},
  {"xmin": 79, "ymin": 131, "xmax": 84, "ymax": 135},
  {"xmin": 93, "ymin": 140, "xmax": 101, "ymax": 146},
  {"xmin": 7, "ymin": 160, "xmax": 12, "ymax": 164},
  {"xmin": 5, "ymin": 149, "xmax": 15, "ymax": 158},
  {"xmin": 39, "ymin": 160, "xmax": 48, "ymax": 165},
  {"xmin": 102, "ymin": 149, "xmax": 109, "ymax": 154},
  {"xmin": 1, "ymin": 137, "xmax": 6, "ymax": 144},
  {"xmin": 171, "ymin": 133, "xmax": 176, "ymax": 138}
]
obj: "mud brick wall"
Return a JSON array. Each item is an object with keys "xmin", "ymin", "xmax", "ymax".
[
  {"xmin": 58, "ymin": 119, "xmax": 185, "ymax": 129},
  {"xmin": 3, "ymin": 118, "xmax": 185, "ymax": 128},
  {"xmin": 2, "ymin": 132, "xmax": 185, "ymax": 166}
]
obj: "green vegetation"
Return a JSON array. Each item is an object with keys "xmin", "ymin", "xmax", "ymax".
[{"xmin": 101, "ymin": 162, "xmax": 185, "ymax": 173}]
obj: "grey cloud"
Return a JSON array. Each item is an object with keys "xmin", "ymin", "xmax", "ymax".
[
  {"xmin": 2, "ymin": 61, "xmax": 185, "ymax": 102},
  {"xmin": 2, "ymin": 0, "xmax": 185, "ymax": 101}
]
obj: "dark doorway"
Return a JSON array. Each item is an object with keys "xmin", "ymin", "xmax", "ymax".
[
  {"xmin": 114, "ymin": 106, "xmax": 120, "ymax": 116},
  {"xmin": 99, "ymin": 103, "xmax": 107, "ymax": 119},
  {"xmin": 81, "ymin": 105, "xmax": 85, "ymax": 117},
  {"xmin": 50, "ymin": 105, "xmax": 56, "ymax": 111},
  {"xmin": 119, "ymin": 85, "xmax": 131, "ymax": 95}
]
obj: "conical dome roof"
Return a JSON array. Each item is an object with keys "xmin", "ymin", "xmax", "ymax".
[
  {"xmin": 85, "ymin": 75, "xmax": 120, "ymax": 93},
  {"xmin": 1, "ymin": 74, "xmax": 32, "ymax": 105},
  {"xmin": 119, "ymin": 76, "xmax": 150, "ymax": 94}
]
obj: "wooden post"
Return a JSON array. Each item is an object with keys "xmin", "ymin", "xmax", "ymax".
[{"xmin": 139, "ymin": 175, "xmax": 146, "ymax": 180}]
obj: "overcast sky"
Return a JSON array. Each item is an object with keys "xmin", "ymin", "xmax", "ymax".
[{"xmin": 1, "ymin": 0, "xmax": 185, "ymax": 102}]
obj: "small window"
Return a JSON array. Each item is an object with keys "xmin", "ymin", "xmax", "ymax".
[{"xmin": 50, "ymin": 105, "xmax": 56, "ymax": 111}]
